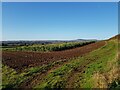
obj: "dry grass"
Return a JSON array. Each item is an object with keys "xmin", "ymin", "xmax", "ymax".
[
  {"xmin": 92, "ymin": 54, "xmax": 120, "ymax": 88},
  {"xmin": 92, "ymin": 72, "xmax": 108, "ymax": 88}
]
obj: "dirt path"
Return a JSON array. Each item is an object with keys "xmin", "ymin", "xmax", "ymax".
[{"xmin": 2, "ymin": 41, "xmax": 105, "ymax": 71}]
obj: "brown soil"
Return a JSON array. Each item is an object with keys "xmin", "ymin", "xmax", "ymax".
[{"xmin": 2, "ymin": 41, "xmax": 105, "ymax": 71}]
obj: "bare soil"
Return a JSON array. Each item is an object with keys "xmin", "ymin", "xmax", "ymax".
[{"xmin": 2, "ymin": 41, "xmax": 105, "ymax": 71}]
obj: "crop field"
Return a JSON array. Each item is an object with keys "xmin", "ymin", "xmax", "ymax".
[
  {"xmin": 1, "ymin": 35, "xmax": 120, "ymax": 89},
  {"xmin": 2, "ymin": 41, "xmax": 104, "ymax": 71},
  {"xmin": 2, "ymin": 41, "xmax": 95, "ymax": 52}
]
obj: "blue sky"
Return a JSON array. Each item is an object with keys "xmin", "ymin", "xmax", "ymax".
[{"xmin": 2, "ymin": 2, "xmax": 118, "ymax": 40}]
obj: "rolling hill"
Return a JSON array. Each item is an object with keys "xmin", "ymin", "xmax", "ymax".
[{"xmin": 2, "ymin": 35, "xmax": 120, "ymax": 89}]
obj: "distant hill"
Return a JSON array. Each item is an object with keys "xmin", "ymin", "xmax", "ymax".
[
  {"xmin": 1, "ymin": 39, "xmax": 97, "ymax": 46},
  {"xmin": 75, "ymin": 39, "xmax": 97, "ymax": 42}
]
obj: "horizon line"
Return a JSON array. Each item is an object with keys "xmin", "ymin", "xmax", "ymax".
[{"xmin": 1, "ymin": 38, "xmax": 105, "ymax": 41}]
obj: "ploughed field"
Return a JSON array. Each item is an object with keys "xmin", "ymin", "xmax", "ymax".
[
  {"xmin": 2, "ymin": 35, "xmax": 120, "ymax": 89},
  {"xmin": 2, "ymin": 41, "xmax": 105, "ymax": 71}
]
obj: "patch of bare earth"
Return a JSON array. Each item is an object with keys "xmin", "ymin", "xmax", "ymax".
[{"xmin": 2, "ymin": 41, "xmax": 105, "ymax": 71}]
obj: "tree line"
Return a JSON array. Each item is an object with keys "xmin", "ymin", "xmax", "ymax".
[{"xmin": 3, "ymin": 41, "xmax": 96, "ymax": 52}]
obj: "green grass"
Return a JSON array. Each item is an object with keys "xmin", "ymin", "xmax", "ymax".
[
  {"xmin": 34, "ymin": 40, "xmax": 118, "ymax": 88},
  {"xmin": 34, "ymin": 55, "xmax": 89, "ymax": 88},
  {"xmin": 2, "ymin": 65, "xmax": 26, "ymax": 88},
  {"xmin": 77, "ymin": 40, "xmax": 118, "ymax": 88},
  {"xmin": 2, "ymin": 60, "xmax": 68, "ymax": 89},
  {"xmin": 74, "ymin": 40, "xmax": 118, "ymax": 88},
  {"xmin": 109, "ymin": 41, "xmax": 120, "ymax": 89}
]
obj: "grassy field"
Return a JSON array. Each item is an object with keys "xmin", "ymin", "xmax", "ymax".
[{"xmin": 2, "ymin": 36, "xmax": 120, "ymax": 89}]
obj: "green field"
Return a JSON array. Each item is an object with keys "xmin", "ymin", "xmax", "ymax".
[{"xmin": 2, "ymin": 36, "xmax": 120, "ymax": 89}]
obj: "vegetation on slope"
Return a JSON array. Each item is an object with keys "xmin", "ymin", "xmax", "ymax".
[
  {"xmin": 2, "ymin": 35, "xmax": 119, "ymax": 89},
  {"xmin": 2, "ymin": 59, "xmax": 70, "ymax": 89},
  {"xmin": 34, "ymin": 40, "xmax": 118, "ymax": 88}
]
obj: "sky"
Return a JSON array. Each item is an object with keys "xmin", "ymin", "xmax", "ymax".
[{"xmin": 2, "ymin": 2, "xmax": 118, "ymax": 40}]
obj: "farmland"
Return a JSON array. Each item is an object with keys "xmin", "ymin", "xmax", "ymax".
[
  {"xmin": 2, "ymin": 41, "xmax": 95, "ymax": 52},
  {"xmin": 1, "ymin": 35, "xmax": 120, "ymax": 89}
]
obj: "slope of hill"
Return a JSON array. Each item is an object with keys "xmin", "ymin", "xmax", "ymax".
[
  {"xmin": 2, "ymin": 35, "xmax": 120, "ymax": 89},
  {"xmin": 34, "ymin": 38, "xmax": 119, "ymax": 88},
  {"xmin": 108, "ymin": 34, "xmax": 120, "ymax": 41}
]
